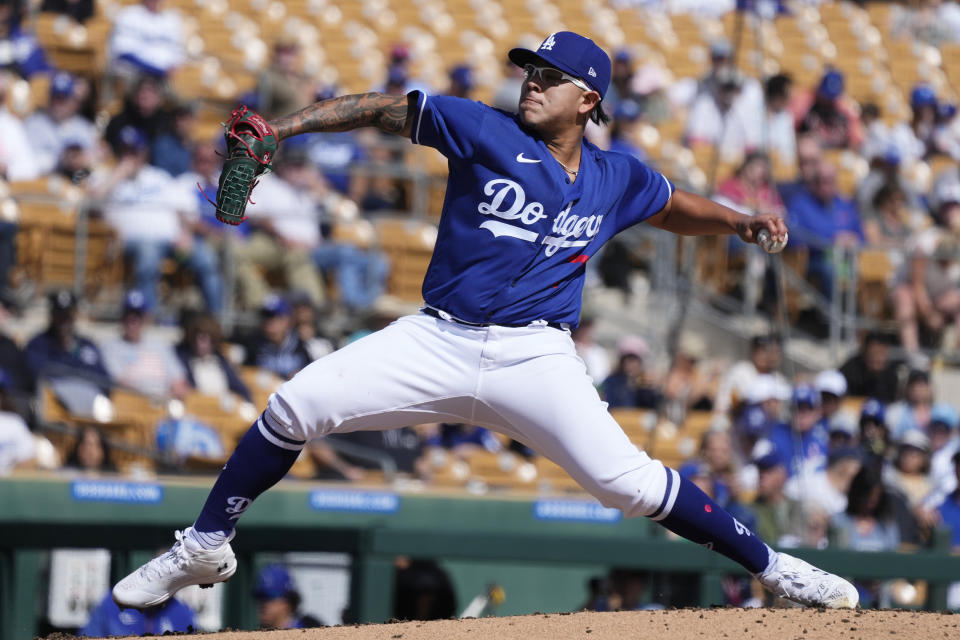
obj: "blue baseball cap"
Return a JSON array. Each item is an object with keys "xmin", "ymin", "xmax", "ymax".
[
  {"xmin": 911, "ymin": 85, "xmax": 938, "ymax": 110},
  {"xmin": 509, "ymin": 32, "xmax": 612, "ymax": 100},
  {"xmin": 751, "ymin": 439, "xmax": 782, "ymax": 471},
  {"xmin": 737, "ymin": 403, "xmax": 771, "ymax": 437},
  {"xmin": 123, "ymin": 289, "xmax": 149, "ymax": 314},
  {"xmin": 117, "ymin": 125, "xmax": 148, "ymax": 151},
  {"xmin": 930, "ymin": 403, "xmax": 959, "ymax": 430},
  {"xmin": 614, "ymin": 99, "xmax": 642, "ymax": 122},
  {"xmin": 678, "ymin": 460, "xmax": 711, "ymax": 481},
  {"xmin": 260, "ymin": 293, "xmax": 291, "ymax": 317},
  {"xmin": 860, "ymin": 398, "xmax": 885, "ymax": 424},
  {"xmin": 50, "ymin": 71, "xmax": 75, "ymax": 98},
  {"xmin": 817, "ymin": 69, "xmax": 845, "ymax": 100},
  {"xmin": 793, "ymin": 384, "xmax": 820, "ymax": 408},
  {"xmin": 449, "ymin": 64, "xmax": 473, "ymax": 89},
  {"xmin": 252, "ymin": 564, "xmax": 296, "ymax": 600}
]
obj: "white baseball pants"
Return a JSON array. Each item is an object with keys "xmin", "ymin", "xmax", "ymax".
[{"xmin": 265, "ymin": 313, "xmax": 675, "ymax": 519}]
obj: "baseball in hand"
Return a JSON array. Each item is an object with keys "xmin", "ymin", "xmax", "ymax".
[{"xmin": 757, "ymin": 228, "xmax": 787, "ymax": 254}]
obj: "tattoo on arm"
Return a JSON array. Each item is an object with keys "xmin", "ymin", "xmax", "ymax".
[{"xmin": 269, "ymin": 92, "xmax": 416, "ymax": 140}]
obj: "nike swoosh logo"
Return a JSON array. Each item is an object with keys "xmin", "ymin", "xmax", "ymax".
[{"xmin": 516, "ymin": 153, "xmax": 541, "ymax": 163}]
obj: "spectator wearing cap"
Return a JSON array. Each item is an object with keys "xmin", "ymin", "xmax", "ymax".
[
  {"xmin": 934, "ymin": 450, "xmax": 960, "ymax": 549},
  {"xmin": 764, "ymin": 385, "xmax": 829, "ymax": 483},
  {"xmin": 252, "ymin": 563, "xmax": 322, "ymax": 629},
  {"xmin": 81, "ymin": 592, "xmax": 195, "ymax": 636},
  {"xmin": 303, "ymin": 85, "xmax": 367, "ymax": 196},
  {"xmin": 0, "ymin": 70, "xmax": 41, "ymax": 181},
  {"xmin": 447, "ymin": 64, "xmax": 473, "ymax": 99},
  {"xmin": 175, "ymin": 311, "xmax": 252, "ymax": 401},
  {"xmin": 235, "ymin": 148, "xmax": 327, "ymax": 310},
  {"xmin": 889, "ymin": 85, "xmax": 939, "ymax": 165},
  {"xmin": 255, "ymin": 36, "xmax": 316, "ymax": 120},
  {"xmin": 604, "ymin": 48, "xmax": 637, "ymax": 113},
  {"xmin": 859, "ymin": 398, "xmax": 891, "ymax": 468},
  {"xmin": 745, "ymin": 441, "xmax": 802, "ymax": 546},
  {"xmin": 696, "ymin": 39, "xmax": 734, "ymax": 100},
  {"xmin": 88, "ymin": 124, "xmax": 225, "ymax": 314},
  {"xmin": 238, "ymin": 295, "xmax": 312, "ymax": 379},
  {"xmin": 782, "ymin": 158, "xmax": 863, "ymax": 305},
  {"xmin": 827, "ymin": 410, "xmax": 860, "ymax": 452},
  {"xmin": 885, "ymin": 369, "xmax": 935, "ymax": 442},
  {"xmin": 0, "ymin": 2, "xmax": 51, "ymax": 79},
  {"xmin": 684, "ymin": 66, "xmax": 751, "ymax": 160},
  {"xmin": 150, "ymin": 102, "xmax": 196, "ymax": 177},
  {"xmin": 600, "ymin": 335, "xmax": 661, "ymax": 410},
  {"xmin": 884, "ymin": 429, "xmax": 933, "ymax": 509},
  {"xmin": 101, "ymin": 290, "xmax": 189, "ymax": 399},
  {"xmin": 794, "ymin": 69, "xmax": 863, "ymax": 150},
  {"xmin": 928, "ymin": 404, "xmax": 960, "ymax": 501},
  {"xmin": 24, "ymin": 290, "xmax": 111, "ymax": 395},
  {"xmin": 104, "ymin": 75, "xmax": 172, "ymax": 153},
  {"xmin": 839, "ymin": 332, "xmax": 900, "ymax": 404},
  {"xmin": 814, "ymin": 369, "xmax": 847, "ymax": 424},
  {"xmin": 108, "ymin": 0, "xmax": 186, "ymax": 78},
  {"xmin": 24, "ymin": 71, "xmax": 98, "ymax": 174},
  {"xmin": 789, "ymin": 445, "xmax": 862, "ymax": 518},
  {"xmin": 734, "ymin": 403, "xmax": 775, "ymax": 467},
  {"xmin": 713, "ymin": 333, "xmax": 788, "ymax": 419},
  {"xmin": 607, "ymin": 100, "xmax": 647, "ymax": 163}
]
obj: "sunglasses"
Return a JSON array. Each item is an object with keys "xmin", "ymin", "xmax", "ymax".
[{"xmin": 522, "ymin": 63, "xmax": 592, "ymax": 92}]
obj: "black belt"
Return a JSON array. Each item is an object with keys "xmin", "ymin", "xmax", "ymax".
[{"xmin": 421, "ymin": 306, "xmax": 567, "ymax": 331}]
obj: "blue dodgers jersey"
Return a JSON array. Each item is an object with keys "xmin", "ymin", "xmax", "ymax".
[{"xmin": 411, "ymin": 92, "xmax": 673, "ymax": 327}]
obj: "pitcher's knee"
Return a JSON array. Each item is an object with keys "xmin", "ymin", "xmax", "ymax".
[{"xmin": 588, "ymin": 459, "xmax": 675, "ymax": 519}]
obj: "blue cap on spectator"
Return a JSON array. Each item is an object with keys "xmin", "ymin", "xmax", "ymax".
[
  {"xmin": 678, "ymin": 460, "xmax": 711, "ymax": 481},
  {"xmin": 880, "ymin": 144, "xmax": 902, "ymax": 165},
  {"xmin": 938, "ymin": 103, "xmax": 957, "ymax": 121},
  {"xmin": 793, "ymin": 384, "xmax": 820, "ymax": 408},
  {"xmin": 50, "ymin": 71, "xmax": 75, "ymax": 99},
  {"xmin": 117, "ymin": 125, "xmax": 148, "ymax": 151},
  {"xmin": 123, "ymin": 289, "xmax": 149, "ymax": 314},
  {"xmin": 614, "ymin": 99, "xmax": 642, "ymax": 122},
  {"xmin": 261, "ymin": 294, "xmax": 291, "ymax": 317},
  {"xmin": 614, "ymin": 48, "xmax": 633, "ymax": 63},
  {"xmin": 509, "ymin": 31, "xmax": 612, "ymax": 100},
  {"xmin": 828, "ymin": 445, "xmax": 862, "ymax": 466},
  {"xmin": 817, "ymin": 70, "xmax": 845, "ymax": 100},
  {"xmin": 911, "ymin": 84, "xmax": 938, "ymax": 110},
  {"xmin": 449, "ymin": 64, "xmax": 473, "ymax": 89},
  {"xmin": 860, "ymin": 398, "xmax": 885, "ymax": 424},
  {"xmin": 930, "ymin": 403, "xmax": 959, "ymax": 430},
  {"xmin": 751, "ymin": 440, "xmax": 782, "ymax": 471},
  {"xmin": 252, "ymin": 564, "xmax": 296, "ymax": 600},
  {"xmin": 386, "ymin": 65, "xmax": 407, "ymax": 87},
  {"xmin": 737, "ymin": 403, "xmax": 770, "ymax": 437}
]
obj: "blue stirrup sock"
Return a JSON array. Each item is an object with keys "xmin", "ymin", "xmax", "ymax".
[
  {"xmin": 191, "ymin": 412, "xmax": 304, "ymax": 549},
  {"xmin": 649, "ymin": 468, "xmax": 772, "ymax": 574}
]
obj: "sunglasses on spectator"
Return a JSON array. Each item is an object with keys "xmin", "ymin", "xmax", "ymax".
[{"xmin": 523, "ymin": 63, "xmax": 592, "ymax": 92}]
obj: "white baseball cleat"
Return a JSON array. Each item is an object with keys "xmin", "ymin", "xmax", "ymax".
[
  {"xmin": 112, "ymin": 527, "xmax": 237, "ymax": 610},
  {"xmin": 755, "ymin": 551, "xmax": 859, "ymax": 609}
]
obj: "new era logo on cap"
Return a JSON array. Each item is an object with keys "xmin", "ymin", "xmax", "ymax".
[{"xmin": 588, "ymin": 67, "xmax": 597, "ymax": 77}]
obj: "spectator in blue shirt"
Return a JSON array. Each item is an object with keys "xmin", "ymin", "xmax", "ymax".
[
  {"xmin": 0, "ymin": 2, "xmax": 51, "ymax": 78},
  {"xmin": 253, "ymin": 564, "xmax": 322, "ymax": 629},
  {"xmin": 238, "ymin": 295, "xmax": 312, "ymax": 379},
  {"xmin": 766, "ymin": 385, "xmax": 829, "ymax": 482},
  {"xmin": 150, "ymin": 102, "xmax": 195, "ymax": 177},
  {"xmin": 936, "ymin": 451, "xmax": 960, "ymax": 548},
  {"xmin": 24, "ymin": 290, "xmax": 111, "ymax": 394},
  {"xmin": 783, "ymin": 160, "xmax": 863, "ymax": 302},
  {"xmin": 81, "ymin": 592, "xmax": 195, "ymax": 636}
]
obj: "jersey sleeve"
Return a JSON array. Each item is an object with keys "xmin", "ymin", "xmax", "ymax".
[
  {"xmin": 409, "ymin": 91, "xmax": 486, "ymax": 161},
  {"xmin": 614, "ymin": 155, "xmax": 674, "ymax": 232}
]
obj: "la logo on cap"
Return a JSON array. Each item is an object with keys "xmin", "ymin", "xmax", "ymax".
[{"xmin": 540, "ymin": 34, "xmax": 557, "ymax": 50}]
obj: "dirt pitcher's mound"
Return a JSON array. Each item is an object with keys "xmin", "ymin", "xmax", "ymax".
[{"xmin": 93, "ymin": 608, "xmax": 957, "ymax": 640}]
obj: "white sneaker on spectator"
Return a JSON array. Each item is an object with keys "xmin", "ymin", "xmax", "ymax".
[
  {"xmin": 112, "ymin": 527, "xmax": 236, "ymax": 609},
  {"xmin": 755, "ymin": 551, "xmax": 859, "ymax": 608}
]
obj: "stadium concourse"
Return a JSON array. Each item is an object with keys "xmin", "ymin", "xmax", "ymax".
[{"xmin": 4, "ymin": 0, "xmax": 960, "ymax": 637}]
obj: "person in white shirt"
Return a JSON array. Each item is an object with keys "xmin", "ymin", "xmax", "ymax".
[
  {"xmin": 235, "ymin": 148, "xmax": 326, "ymax": 310},
  {"xmin": 101, "ymin": 289, "xmax": 188, "ymax": 399},
  {"xmin": 713, "ymin": 333, "xmax": 789, "ymax": 419},
  {"xmin": 685, "ymin": 67, "xmax": 753, "ymax": 162},
  {"xmin": 786, "ymin": 446, "xmax": 862, "ymax": 516},
  {"xmin": 0, "ymin": 372, "xmax": 36, "ymax": 474},
  {"xmin": 25, "ymin": 71, "xmax": 99, "ymax": 174},
  {"xmin": 0, "ymin": 70, "xmax": 40, "ymax": 181},
  {"xmin": 108, "ymin": 0, "xmax": 185, "ymax": 78},
  {"xmin": 88, "ymin": 126, "xmax": 223, "ymax": 313}
]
